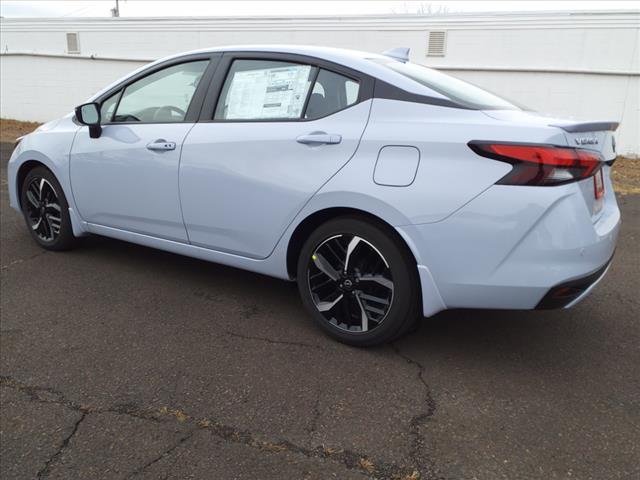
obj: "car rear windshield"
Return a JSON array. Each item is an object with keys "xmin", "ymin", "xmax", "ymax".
[{"xmin": 370, "ymin": 58, "xmax": 521, "ymax": 110}]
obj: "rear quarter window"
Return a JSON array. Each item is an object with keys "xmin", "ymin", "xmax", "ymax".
[{"xmin": 370, "ymin": 58, "xmax": 521, "ymax": 110}]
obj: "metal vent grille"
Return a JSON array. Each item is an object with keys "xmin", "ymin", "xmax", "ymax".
[
  {"xmin": 427, "ymin": 31, "xmax": 446, "ymax": 57},
  {"xmin": 66, "ymin": 32, "xmax": 80, "ymax": 54}
]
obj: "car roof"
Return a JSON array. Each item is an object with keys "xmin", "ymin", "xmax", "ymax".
[
  {"xmin": 89, "ymin": 45, "xmax": 449, "ymax": 102},
  {"xmin": 196, "ymin": 44, "xmax": 383, "ymax": 60}
]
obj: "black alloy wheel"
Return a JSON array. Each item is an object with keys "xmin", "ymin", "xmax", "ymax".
[
  {"xmin": 297, "ymin": 216, "xmax": 420, "ymax": 346},
  {"xmin": 20, "ymin": 166, "xmax": 77, "ymax": 251},
  {"xmin": 23, "ymin": 176, "xmax": 62, "ymax": 242},
  {"xmin": 308, "ymin": 234, "xmax": 394, "ymax": 333}
]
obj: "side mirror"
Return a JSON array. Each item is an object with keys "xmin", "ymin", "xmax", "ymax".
[{"xmin": 75, "ymin": 102, "xmax": 102, "ymax": 138}]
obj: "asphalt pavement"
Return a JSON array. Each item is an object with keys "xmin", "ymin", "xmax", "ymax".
[{"xmin": 1, "ymin": 142, "xmax": 639, "ymax": 479}]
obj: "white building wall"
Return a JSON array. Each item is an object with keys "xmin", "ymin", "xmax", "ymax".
[
  {"xmin": 0, "ymin": 56, "xmax": 146, "ymax": 122},
  {"xmin": 1, "ymin": 12, "xmax": 638, "ymax": 155}
]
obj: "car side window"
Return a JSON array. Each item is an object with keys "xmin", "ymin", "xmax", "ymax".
[
  {"xmin": 214, "ymin": 60, "xmax": 315, "ymax": 120},
  {"xmin": 100, "ymin": 92, "xmax": 120, "ymax": 124},
  {"xmin": 112, "ymin": 60, "xmax": 209, "ymax": 123},
  {"xmin": 305, "ymin": 69, "xmax": 360, "ymax": 120}
]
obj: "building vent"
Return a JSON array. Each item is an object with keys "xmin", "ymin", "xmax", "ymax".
[
  {"xmin": 66, "ymin": 32, "xmax": 80, "ymax": 54},
  {"xmin": 427, "ymin": 31, "xmax": 446, "ymax": 57}
]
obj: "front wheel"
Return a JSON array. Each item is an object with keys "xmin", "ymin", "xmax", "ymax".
[
  {"xmin": 297, "ymin": 216, "xmax": 420, "ymax": 346},
  {"xmin": 20, "ymin": 166, "xmax": 77, "ymax": 251}
]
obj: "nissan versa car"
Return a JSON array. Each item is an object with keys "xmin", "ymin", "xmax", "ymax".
[{"xmin": 8, "ymin": 46, "xmax": 620, "ymax": 346}]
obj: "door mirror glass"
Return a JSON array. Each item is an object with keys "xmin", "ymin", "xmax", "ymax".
[{"xmin": 75, "ymin": 102, "xmax": 100, "ymax": 126}]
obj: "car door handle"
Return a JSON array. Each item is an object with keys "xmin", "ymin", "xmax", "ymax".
[
  {"xmin": 147, "ymin": 139, "xmax": 176, "ymax": 151},
  {"xmin": 296, "ymin": 133, "xmax": 342, "ymax": 146}
]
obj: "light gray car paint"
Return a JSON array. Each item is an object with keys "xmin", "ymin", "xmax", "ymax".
[
  {"xmin": 373, "ymin": 146, "xmax": 420, "ymax": 187},
  {"xmin": 7, "ymin": 45, "xmax": 621, "ymax": 318},
  {"xmin": 179, "ymin": 101, "xmax": 372, "ymax": 259},
  {"xmin": 70, "ymin": 123, "xmax": 196, "ymax": 242}
]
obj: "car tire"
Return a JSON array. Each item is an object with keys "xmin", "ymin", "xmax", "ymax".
[
  {"xmin": 20, "ymin": 166, "xmax": 77, "ymax": 251},
  {"xmin": 297, "ymin": 216, "xmax": 421, "ymax": 347}
]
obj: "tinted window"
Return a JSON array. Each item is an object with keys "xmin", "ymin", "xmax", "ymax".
[
  {"xmin": 215, "ymin": 60, "xmax": 315, "ymax": 120},
  {"xmin": 113, "ymin": 61, "xmax": 208, "ymax": 123},
  {"xmin": 305, "ymin": 69, "xmax": 360, "ymax": 120},
  {"xmin": 371, "ymin": 58, "xmax": 520, "ymax": 110}
]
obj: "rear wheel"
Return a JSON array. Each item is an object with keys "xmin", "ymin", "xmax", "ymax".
[
  {"xmin": 297, "ymin": 216, "xmax": 420, "ymax": 346},
  {"xmin": 20, "ymin": 166, "xmax": 77, "ymax": 251}
]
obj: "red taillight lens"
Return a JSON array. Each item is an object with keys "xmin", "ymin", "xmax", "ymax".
[{"xmin": 468, "ymin": 142, "xmax": 603, "ymax": 186}]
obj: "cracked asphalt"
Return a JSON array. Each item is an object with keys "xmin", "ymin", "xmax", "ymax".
[{"xmin": 1, "ymin": 141, "xmax": 639, "ymax": 479}]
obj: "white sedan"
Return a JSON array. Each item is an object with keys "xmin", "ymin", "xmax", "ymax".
[{"xmin": 7, "ymin": 45, "xmax": 620, "ymax": 346}]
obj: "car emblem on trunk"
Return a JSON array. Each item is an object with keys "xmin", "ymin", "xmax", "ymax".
[{"xmin": 575, "ymin": 137, "xmax": 598, "ymax": 145}]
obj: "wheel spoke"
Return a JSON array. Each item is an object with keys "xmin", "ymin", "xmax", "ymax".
[
  {"xmin": 41, "ymin": 214, "xmax": 52, "ymax": 239},
  {"xmin": 312, "ymin": 252, "xmax": 340, "ymax": 281},
  {"xmin": 28, "ymin": 184, "xmax": 40, "ymax": 204},
  {"xmin": 361, "ymin": 301, "xmax": 386, "ymax": 316},
  {"xmin": 45, "ymin": 217, "xmax": 55, "ymax": 237},
  {"xmin": 26, "ymin": 190, "xmax": 40, "ymax": 208},
  {"xmin": 46, "ymin": 214, "xmax": 61, "ymax": 234},
  {"xmin": 358, "ymin": 292, "xmax": 390, "ymax": 306},
  {"xmin": 344, "ymin": 236, "xmax": 361, "ymax": 273},
  {"xmin": 325, "ymin": 242, "xmax": 345, "ymax": 267},
  {"xmin": 45, "ymin": 202, "xmax": 61, "ymax": 212},
  {"xmin": 310, "ymin": 276, "xmax": 335, "ymax": 292},
  {"xmin": 317, "ymin": 294, "xmax": 344, "ymax": 312},
  {"xmin": 354, "ymin": 293, "xmax": 369, "ymax": 332},
  {"xmin": 357, "ymin": 274, "xmax": 394, "ymax": 292},
  {"xmin": 31, "ymin": 217, "xmax": 42, "ymax": 231},
  {"xmin": 38, "ymin": 178, "xmax": 46, "ymax": 200}
]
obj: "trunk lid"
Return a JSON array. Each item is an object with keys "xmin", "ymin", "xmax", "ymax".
[
  {"xmin": 482, "ymin": 110, "xmax": 619, "ymax": 221},
  {"xmin": 482, "ymin": 110, "xmax": 618, "ymax": 160}
]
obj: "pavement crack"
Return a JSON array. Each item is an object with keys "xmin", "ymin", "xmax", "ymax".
[
  {"xmin": 391, "ymin": 345, "xmax": 436, "ymax": 417},
  {"xmin": 1, "ymin": 250, "xmax": 48, "ymax": 271},
  {"xmin": 176, "ymin": 410, "xmax": 419, "ymax": 479},
  {"xmin": 224, "ymin": 330, "xmax": 325, "ymax": 350},
  {"xmin": 36, "ymin": 412, "xmax": 86, "ymax": 478},
  {"xmin": 0, "ymin": 375, "xmax": 84, "ymax": 411},
  {"xmin": 391, "ymin": 344, "xmax": 438, "ymax": 479},
  {"xmin": 126, "ymin": 429, "xmax": 196, "ymax": 479},
  {"xmin": 0, "ymin": 376, "xmax": 160, "ymax": 423},
  {"xmin": 0, "ymin": 375, "xmax": 419, "ymax": 479}
]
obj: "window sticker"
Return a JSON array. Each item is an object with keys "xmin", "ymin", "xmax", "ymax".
[{"xmin": 225, "ymin": 65, "xmax": 312, "ymax": 119}]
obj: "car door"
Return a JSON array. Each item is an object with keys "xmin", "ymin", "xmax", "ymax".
[
  {"xmin": 69, "ymin": 56, "xmax": 216, "ymax": 242},
  {"xmin": 179, "ymin": 53, "xmax": 373, "ymax": 258}
]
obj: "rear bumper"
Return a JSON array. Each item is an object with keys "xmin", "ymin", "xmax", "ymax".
[
  {"xmin": 535, "ymin": 252, "xmax": 614, "ymax": 309},
  {"xmin": 397, "ymin": 179, "xmax": 620, "ymax": 316}
]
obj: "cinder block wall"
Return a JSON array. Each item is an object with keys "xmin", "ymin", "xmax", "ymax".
[{"xmin": 1, "ymin": 12, "xmax": 638, "ymax": 155}]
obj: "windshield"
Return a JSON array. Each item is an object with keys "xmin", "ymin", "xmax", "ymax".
[{"xmin": 370, "ymin": 58, "xmax": 521, "ymax": 110}]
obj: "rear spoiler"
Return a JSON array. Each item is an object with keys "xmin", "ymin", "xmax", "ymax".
[{"xmin": 549, "ymin": 121, "xmax": 619, "ymax": 133}]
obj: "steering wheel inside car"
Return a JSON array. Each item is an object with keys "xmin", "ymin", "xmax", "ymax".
[
  {"xmin": 153, "ymin": 105, "xmax": 186, "ymax": 122},
  {"xmin": 113, "ymin": 113, "xmax": 141, "ymax": 122}
]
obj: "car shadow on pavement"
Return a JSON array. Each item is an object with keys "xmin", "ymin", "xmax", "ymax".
[{"xmin": 74, "ymin": 232, "xmax": 587, "ymax": 362}]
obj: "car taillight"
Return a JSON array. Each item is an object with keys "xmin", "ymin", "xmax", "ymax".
[
  {"xmin": 468, "ymin": 142, "xmax": 603, "ymax": 186},
  {"xmin": 594, "ymin": 168, "xmax": 605, "ymax": 200}
]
